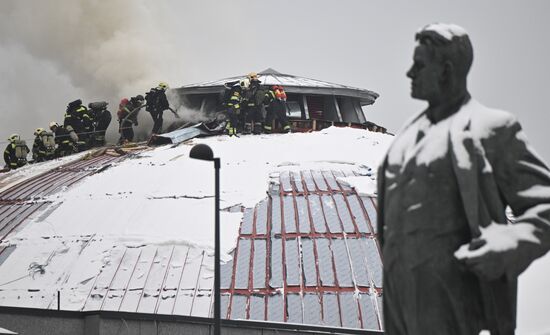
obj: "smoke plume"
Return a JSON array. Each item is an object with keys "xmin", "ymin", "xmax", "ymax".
[{"xmin": 0, "ymin": 0, "xmax": 184, "ymax": 144}]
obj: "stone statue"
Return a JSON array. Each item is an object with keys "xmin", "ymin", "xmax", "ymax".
[{"xmin": 377, "ymin": 23, "xmax": 550, "ymax": 335}]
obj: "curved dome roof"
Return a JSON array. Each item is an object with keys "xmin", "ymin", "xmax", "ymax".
[{"xmin": 175, "ymin": 68, "xmax": 379, "ymax": 106}]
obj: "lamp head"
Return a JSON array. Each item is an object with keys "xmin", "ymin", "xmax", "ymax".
[{"xmin": 190, "ymin": 143, "xmax": 214, "ymax": 161}]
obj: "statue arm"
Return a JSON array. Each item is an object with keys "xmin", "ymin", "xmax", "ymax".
[
  {"xmin": 458, "ymin": 120, "xmax": 550, "ymax": 279},
  {"xmin": 492, "ymin": 121, "xmax": 550, "ymax": 276}
]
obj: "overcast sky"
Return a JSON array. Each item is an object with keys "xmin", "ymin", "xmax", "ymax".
[{"xmin": 1, "ymin": 0, "xmax": 549, "ymax": 162}]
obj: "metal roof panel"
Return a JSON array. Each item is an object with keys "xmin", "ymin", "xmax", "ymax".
[
  {"xmin": 287, "ymin": 294, "xmax": 303, "ymax": 324},
  {"xmin": 284, "ymin": 238, "xmax": 301, "ymax": 286},
  {"xmin": 252, "ymin": 239, "xmax": 267, "ymax": 289},
  {"xmin": 234, "ymin": 239, "xmax": 251, "ymax": 290},
  {"xmin": 301, "ymin": 238, "xmax": 318, "ymax": 287}
]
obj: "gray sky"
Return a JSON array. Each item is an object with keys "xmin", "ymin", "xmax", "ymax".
[{"xmin": 1, "ymin": 0, "xmax": 549, "ymax": 163}]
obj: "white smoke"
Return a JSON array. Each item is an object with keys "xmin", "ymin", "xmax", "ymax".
[
  {"xmin": 0, "ymin": 0, "xmax": 185, "ymax": 145},
  {"xmin": 166, "ymin": 89, "xmax": 213, "ymax": 123}
]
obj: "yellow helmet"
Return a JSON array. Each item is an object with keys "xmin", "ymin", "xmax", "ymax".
[
  {"xmin": 8, "ymin": 134, "xmax": 20, "ymax": 142},
  {"xmin": 247, "ymin": 72, "xmax": 258, "ymax": 80},
  {"xmin": 34, "ymin": 128, "xmax": 45, "ymax": 136},
  {"xmin": 157, "ymin": 82, "xmax": 169, "ymax": 90}
]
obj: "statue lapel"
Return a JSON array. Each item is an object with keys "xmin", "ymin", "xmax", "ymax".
[{"xmin": 448, "ymin": 103, "xmax": 482, "ymax": 238}]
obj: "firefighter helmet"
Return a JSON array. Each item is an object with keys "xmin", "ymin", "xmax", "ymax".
[
  {"xmin": 247, "ymin": 72, "xmax": 258, "ymax": 80},
  {"xmin": 232, "ymin": 84, "xmax": 242, "ymax": 93},
  {"xmin": 49, "ymin": 122, "xmax": 60, "ymax": 130},
  {"xmin": 120, "ymin": 98, "xmax": 129, "ymax": 106},
  {"xmin": 34, "ymin": 128, "xmax": 45, "ymax": 136},
  {"xmin": 8, "ymin": 134, "xmax": 20, "ymax": 142},
  {"xmin": 239, "ymin": 79, "xmax": 250, "ymax": 89},
  {"xmin": 157, "ymin": 82, "xmax": 169, "ymax": 90}
]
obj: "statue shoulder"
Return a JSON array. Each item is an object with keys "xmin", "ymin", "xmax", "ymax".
[{"xmin": 465, "ymin": 99, "xmax": 518, "ymax": 140}]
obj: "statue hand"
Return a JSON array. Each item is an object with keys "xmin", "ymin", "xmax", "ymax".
[{"xmin": 460, "ymin": 239, "xmax": 508, "ymax": 280}]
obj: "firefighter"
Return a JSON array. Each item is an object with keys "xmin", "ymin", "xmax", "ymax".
[
  {"xmin": 4, "ymin": 134, "xmax": 29, "ymax": 170},
  {"xmin": 117, "ymin": 98, "xmax": 132, "ymax": 144},
  {"xmin": 225, "ymin": 84, "xmax": 242, "ymax": 136},
  {"xmin": 127, "ymin": 95, "xmax": 145, "ymax": 125},
  {"xmin": 49, "ymin": 122, "xmax": 77, "ymax": 158},
  {"xmin": 145, "ymin": 82, "xmax": 173, "ymax": 135},
  {"xmin": 88, "ymin": 101, "xmax": 112, "ymax": 147},
  {"xmin": 242, "ymin": 73, "xmax": 264, "ymax": 134},
  {"xmin": 64, "ymin": 99, "xmax": 92, "ymax": 150},
  {"xmin": 118, "ymin": 95, "xmax": 144, "ymax": 144},
  {"xmin": 263, "ymin": 85, "xmax": 291, "ymax": 133},
  {"xmin": 32, "ymin": 128, "xmax": 56, "ymax": 162}
]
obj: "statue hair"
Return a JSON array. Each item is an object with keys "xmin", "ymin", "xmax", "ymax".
[{"xmin": 415, "ymin": 30, "xmax": 474, "ymax": 80}]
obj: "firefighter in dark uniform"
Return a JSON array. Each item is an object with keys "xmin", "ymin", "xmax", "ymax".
[
  {"xmin": 127, "ymin": 95, "xmax": 145, "ymax": 126},
  {"xmin": 145, "ymin": 82, "xmax": 171, "ymax": 134},
  {"xmin": 225, "ymin": 84, "xmax": 242, "ymax": 136},
  {"xmin": 118, "ymin": 95, "xmax": 144, "ymax": 144},
  {"xmin": 32, "ymin": 128, "xmax": 55, "ymax": 162},
  {"xmin": 4, "ymin": 134, "xmax": 29, "ymax": 170},
  {"xmin": 64, "ymin": 99, "xmax": 92, "ymax": 150},
  {"xmin": 88, "ymin": 101, "xmax": 112, "ymax": 147},
  {"xmin": 263, "ymin": 85, "xmax": 291, "ymax": 133},
  {"xmin": 49, "ymin": 122, "xmax": 77, "ymax": 158},
  {"xmin": 242, "ymin": 73, "xmax": 264, "ymax": 134}
]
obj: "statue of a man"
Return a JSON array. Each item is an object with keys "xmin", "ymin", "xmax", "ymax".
[{"xmin": 377, "ymin": 23, "xmax": 550, "ymax": 335}]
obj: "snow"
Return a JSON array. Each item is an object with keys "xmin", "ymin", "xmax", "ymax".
[
  {"xmin": 337, "ymin": 175, "xmax": 377, "ymax": 196},
  {"xmin": 518, "ymin": 185, "xmax": 550, "ymax": 199},
  {"xmin": 0, "ymin": 151, "xmax": 89, "ymax": 192},
  {"xmin": 454, "ymin": 222, "xmax": 541, "ymax": 259},
  {"xmin": 387, "ymin": 113, "xmax": 453, "ymax": 169},
  {"xmin": 418, "ymin": 22, "xmax": 468, "ymax": 41},
  {"xmin": 387, "ymin": 99, "xmax": 525, "ymax": 172}
]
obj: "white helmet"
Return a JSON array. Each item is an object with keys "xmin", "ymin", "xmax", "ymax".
[
  {"xmin": 49, "ymin": 121, "xmax": 59, "ymax": 130},
  {"xmin": 8, "ymin": 134, "xmax": 20, "ymax": 142},
  {"xmin": 239, "ymin": 78, "xmax": 250, "ymax": 89}
]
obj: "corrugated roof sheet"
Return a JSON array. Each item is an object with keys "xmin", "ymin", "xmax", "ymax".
[{"xmin": 220, "ymin": 169, "xmax": 383, "ymax": 330}]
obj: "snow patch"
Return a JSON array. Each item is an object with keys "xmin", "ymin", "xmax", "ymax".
[
  {"xmin": 454, "ymin": 222, "xmax": 541, "ymax": 259},
  {"xmin": 418, "ymin": 22, "xmax": 468, "ymax": 41},
  {"xmin": 518, "ymin": 185, "xmax": 550, "ymax": 199},
  {"xmin": 337, "ymin": 176, "xmax": 377, "ymax": 196}
]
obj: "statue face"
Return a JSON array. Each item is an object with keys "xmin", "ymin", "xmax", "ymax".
[{"xmin": 406, "ymin": 45, "xmax": 445, "ymax": 102}]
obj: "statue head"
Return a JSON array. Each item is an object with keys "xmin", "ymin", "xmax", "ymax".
[{"xmin": 406, "ymin": 23, "xmax": 473, "ymax": 105}]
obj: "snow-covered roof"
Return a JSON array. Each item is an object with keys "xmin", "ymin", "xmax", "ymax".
[
  {"xmin": 175, "ymin": 68, "xmax": 379, "ymax": 106},
  {"xmin": 0, "ymin": 128, "xmax": 391, "ymax": 330}
]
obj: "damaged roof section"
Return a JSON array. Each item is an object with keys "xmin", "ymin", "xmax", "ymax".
[{"xmin": 220, "ymin": 169, "xmax": 384, "ymax": 331}]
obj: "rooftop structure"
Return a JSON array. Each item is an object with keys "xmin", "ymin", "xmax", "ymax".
[{"xmin": 174, "ymin": 68, "xmax": 381, "ymax": 127}]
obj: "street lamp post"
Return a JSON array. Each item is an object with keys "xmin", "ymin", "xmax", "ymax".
[{"xmin": 189, "ymin": 144, "xmax": 221, "ymax": 335}]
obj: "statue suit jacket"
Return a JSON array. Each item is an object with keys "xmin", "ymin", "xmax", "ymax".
[{"xmin": 377, "ymin": 99, "xmax": 550, "ymax": 334}]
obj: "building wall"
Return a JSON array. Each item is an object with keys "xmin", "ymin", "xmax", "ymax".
[
  {"xmin": 179, "ymin": 93, "xmax": 368, "ymax": 125},
  {"xmin": 0, "ymin": 307, "xmax": 382, "ymax": 335}
]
